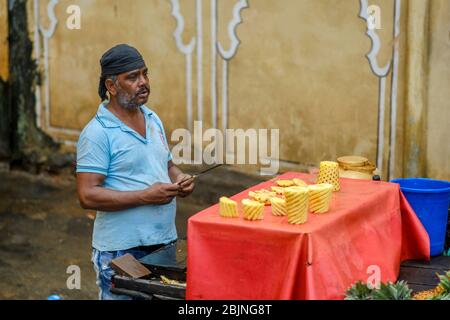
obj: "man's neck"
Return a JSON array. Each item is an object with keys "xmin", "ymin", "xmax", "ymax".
[{"xmin": 106, "ymin": 99, "xmax": 142, "ymax": 122}]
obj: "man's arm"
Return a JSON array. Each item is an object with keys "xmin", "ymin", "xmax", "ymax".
[
  {"xmin": 76, "ymin": 172, "xmax": 180, "ymax": 212},
  {"xmin": 168, "ymin": 161, "xmax": 184, "ymax": 183}
]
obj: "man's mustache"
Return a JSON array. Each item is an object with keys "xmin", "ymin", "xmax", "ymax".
[
  {"xmin": 130, "ymin": 87, "xmax": 150, "ymax": 100},
  {"xmin": 136, "ymin": 86, "xmax": 150, "ymax": 95}
]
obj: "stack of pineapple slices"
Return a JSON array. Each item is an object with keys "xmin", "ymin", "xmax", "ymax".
[
  {"xmin": 284, "ymin": 186, "xmax": 309, "ymax": 224},
  {"xmin": 219, "ymin": 178, "xmax": 333, "ymax": 222},
  {"xmin": 248, "ymin": 189, "xmax": 277, "ymax": 205},
  {"xmin": 308, "ymin": 183, "xmax": 333, "ymax": 214},
  {"xmin": 219, "ymin": 197, "xmax": 239, "ymax": 218},
  {"xmin": 242, "ymin": 199, "xmax": 265, "ymax": 221}
]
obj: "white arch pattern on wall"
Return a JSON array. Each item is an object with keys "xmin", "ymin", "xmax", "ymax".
[
  {"xmin": 34, "ymin": 0, "xmax": 80, "ymax": 147},
  {"xmin": 359, "ymin": 0, "xmax": 401, "ymax": 180},
  {"xmin": 169, "ymin": 0, "xmax": 196, "ymax": 131},
  {"xmin": 169, "ymin": 0, "xmax": 249, "ymax": 132},
  {"xmin": 216, "ymin": 0, "xmax": 249, "ymax": 134}
]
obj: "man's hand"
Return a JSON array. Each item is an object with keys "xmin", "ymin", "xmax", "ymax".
[
  {"xmin": 175, "ymin": 174, "xmax": 195, "ymax": 198},
  {"xmin": 142, "ymin": 182, "xmax": 181, "ymax": 204}
]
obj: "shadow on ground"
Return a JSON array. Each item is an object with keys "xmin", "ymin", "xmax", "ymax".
[{"xmin": 0, "ymin": 166, "xmax": 268, "ymax": 299}]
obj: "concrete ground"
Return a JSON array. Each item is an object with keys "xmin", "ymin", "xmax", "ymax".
[{"xmin": 0, "ymin": 166, "xmax": 267, "ymax": 300}]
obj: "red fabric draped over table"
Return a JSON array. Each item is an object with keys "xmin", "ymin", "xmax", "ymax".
[{"xmin": 186, "ymin": 172, "xmax": 430, "ymax": 300}]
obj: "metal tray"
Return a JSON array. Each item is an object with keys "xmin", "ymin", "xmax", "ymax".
[{"xmin": 138, "ymin": 240, "xmax": 187, "ymax": 282}]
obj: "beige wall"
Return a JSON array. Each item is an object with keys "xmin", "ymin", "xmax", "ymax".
[
  {"xmin": 33, "ymin": 0, "xmax": 187, "ymax": 141},
  {"xmin": 228, "ymin": 0, "xmax": 401, "ymax": 170},
  {"xmin": 24, "ymin": 0, "xmax": 448, "ymax": 179},
  {"xmin": 0, "ymin": 1, "xmax": 8, "ymax": 80},
  {"xmin": 427, "ymin": 0, "xmax": 450, "ymax": 181}
]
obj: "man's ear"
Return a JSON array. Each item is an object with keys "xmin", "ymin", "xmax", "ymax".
[{"xmin": 105, "ymin": 78, "xmax": 117, "ymax": 97}]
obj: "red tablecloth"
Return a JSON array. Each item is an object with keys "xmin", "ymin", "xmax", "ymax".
[{"xmin": 186, "ymin": 172, "xmax": 430, "ymax": 300}]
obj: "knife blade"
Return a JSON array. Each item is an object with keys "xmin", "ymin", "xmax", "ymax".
[{"xmin": 177, "ymin": 164, "xmax": 223, "ymax": 185}]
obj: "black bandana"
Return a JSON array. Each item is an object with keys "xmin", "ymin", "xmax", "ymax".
[{"xmin": 100, "ymin": 44, "xmax": 145, "ymax": 76}]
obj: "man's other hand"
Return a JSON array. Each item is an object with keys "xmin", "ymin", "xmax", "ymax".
[
  {"xmin": 143, "ymin": 182, "xmax": 180, "ymax": 204},
  {"xmin": 176, "ymin": 174, "xmax": 195, "ymax": 198}
]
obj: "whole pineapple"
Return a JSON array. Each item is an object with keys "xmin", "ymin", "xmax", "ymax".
[
  {"xmin": 344, "ymin": 281, "xmax": 373, "ymax": 300},
  {"xmin": 412, "ymin": 270, "xmax": 450, "ymax": 300},
  {"xmin": 371, "ymin": 281, "xmax": 412, "ymax": 300}
]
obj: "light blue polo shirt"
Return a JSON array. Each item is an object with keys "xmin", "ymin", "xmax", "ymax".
[{"xmin": 76, "ymin": 103, "xmax": 177, "ymax": 251}]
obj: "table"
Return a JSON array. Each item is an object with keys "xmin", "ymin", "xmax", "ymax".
[{"xmin": 186, "ymin": 172, "xmax": 430, "ymax": 300}]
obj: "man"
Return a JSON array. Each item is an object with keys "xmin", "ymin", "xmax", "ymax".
[{"xmin": 76, "ymin": 44, "xmax": 194, "ymax": 300}]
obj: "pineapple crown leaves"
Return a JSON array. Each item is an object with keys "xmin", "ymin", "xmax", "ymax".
[
  {"xmin": 345, "ymin": 280, "xmax": 413, "ymax": 300},
  {"xmin": 431, "ymin": 292, "xmax": 450, "ymax": 300},
  {"xmin": 436, "ymin": 271, "xmax": 450, "ymax": 293},
  {"xmin": 344, "ymin": 281, "xmax": 374, "ymax": 300},
  {"xmin": 371, "ymin": 280, "xmax": 412, "ymax": 300},
  {"xmin": 344, "ymin": 271, "xmax": 450, "ymax": 300}
]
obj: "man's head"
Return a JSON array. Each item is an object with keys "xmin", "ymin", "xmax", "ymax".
[{"xmin": 98, "ymin": 44, "xmax": 150, "ymax": 110}]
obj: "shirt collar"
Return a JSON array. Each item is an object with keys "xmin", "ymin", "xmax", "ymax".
[{"xmin": 95, "ymin": 102, "xmax": 154, "ymax": 129}]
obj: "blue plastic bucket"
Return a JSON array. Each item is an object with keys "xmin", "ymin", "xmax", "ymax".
[{"xmin": 391, "ymin": 178, "xmax": 450, "ymax": 256}]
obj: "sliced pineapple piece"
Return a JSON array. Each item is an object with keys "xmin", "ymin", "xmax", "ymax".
[
  {"xmin": 270, "ymin": 197, "xmax": 287, "ymax": 216},
  {"xmin": 293, "ymin": 178, "xmax": 307, "ymax": 187},
  {"xmin": 219, "ymin": 196, "xmax": 239, "ymax": 218},
  {"xmin": 308, "ymin": 183, "xmax": 333, "ymax": 214},
  {"xmin": 242, "ymin": 198, "xmax": 265, "ymax": 221},
  {"xmin": 248, "ymin": 189, "xmax": 277, "ymax": 205},
  {"xmin": 270, "ymin": 186, "xmax": 285, "ymax": 195},
  {"xmin": 276, "ymin": 180, "xmax": 295, "ymax": 187},
  {"xmin": 284, "ymin": 186, "xmax": 309, "ymax": 224}
]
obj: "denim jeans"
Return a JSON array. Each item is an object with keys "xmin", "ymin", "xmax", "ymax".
[{"xmin": 91, "ymin": 245, "xmax": 164, "ymax": 300}]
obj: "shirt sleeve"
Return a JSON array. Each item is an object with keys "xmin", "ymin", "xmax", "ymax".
[{"xmin": 76, "ymin": 135, "xmax": 110, "ymax": 176}]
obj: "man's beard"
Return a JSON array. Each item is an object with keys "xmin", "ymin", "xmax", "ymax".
[{"xmin": 116, "ymin": 85, "xmax": 150, "ymax": 110}]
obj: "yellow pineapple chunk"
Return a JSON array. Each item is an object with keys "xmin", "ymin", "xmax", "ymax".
[
  {"xmin": 270, "ymin": 197, "xmax": 287, "ymax": 216},
  {"xmin": 284, "ymin": 186, "xmax": 309, "ymax": 224},
  {"xmin": 219, "ymin": 197, "xmax": 238, "ymax": 218},
  {"xmin": 248, "ymin": 191, "xmax": 257, "ymax": 198},
  {"xmin": 241, "ymin": 199, "xmax": 265, "ymax": 221},
  {"xmin": 308, "ymin": 183, "xmax": 333, "ymax": 214},
  {"xmin": 293, "ymin": 178, "xmax": 307, "ymax": 187},
  {"xmin": 270, "ymin": 186, "xmax": 285, "ymax": 195},
  {"xmin": 248, "ymin": 189, "xmax": 276, "ymax": 205},
  {"xmin": 276, "ymin": 180, "xmax": 295, "ymax": 187}
]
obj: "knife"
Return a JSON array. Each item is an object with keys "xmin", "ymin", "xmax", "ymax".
[{"xmin": 177, "ymin": 164, "xmax": 223, "ymax": 186}]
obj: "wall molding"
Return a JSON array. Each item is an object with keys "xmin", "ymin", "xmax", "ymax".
[
  {"xmin": 34, "ymin": 0, "xmax": 81, "ymax": 147},
  {"xmin": 170, "ymin": 0, "xmax": 249, "ymax": 133},
  {"xmin": 170, "ymin": 0, "xmax": 196, "ymax": 131},
  {"xmin": 359, "ymin": 0, "xmax": 401, "ymax": 180}
]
